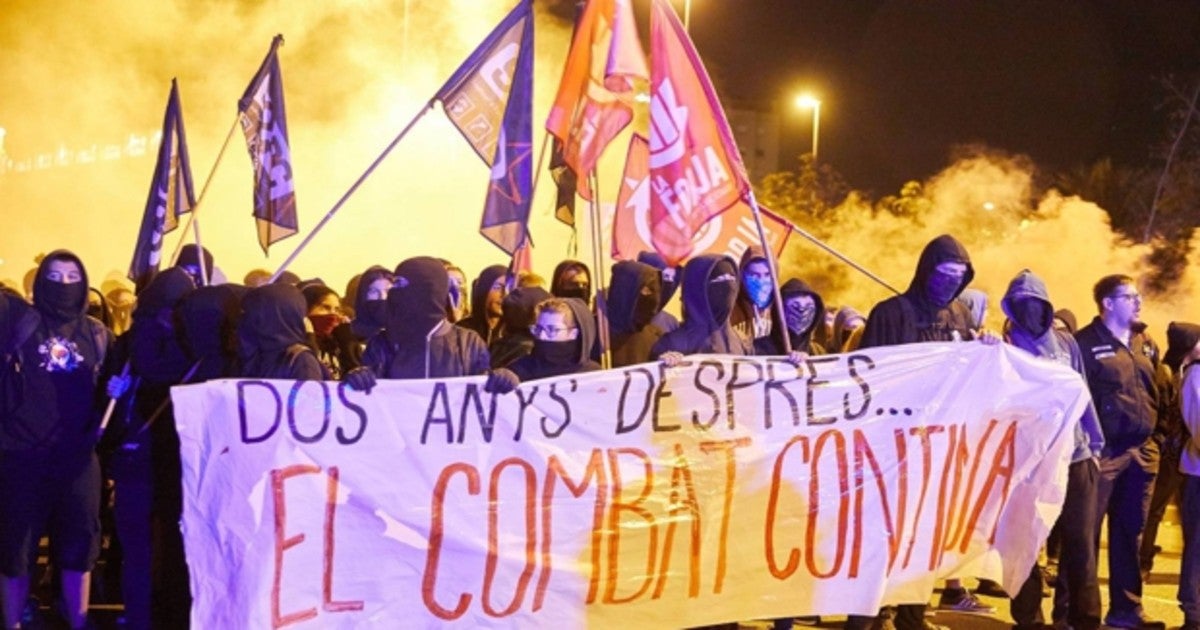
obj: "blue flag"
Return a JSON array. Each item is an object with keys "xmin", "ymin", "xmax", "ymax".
[
  {"xmin": 435, "ymin": 1, "xmax": 533, "ymax": 255},
  {"xmin": 128, "ymin": 79, "xmax": 195, "ymax": 288},
  {"xmin": 239, "ymin": 35, "xmax": 298, "ymax": 254}
]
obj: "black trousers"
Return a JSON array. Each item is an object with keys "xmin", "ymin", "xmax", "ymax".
[
  {"xmin": 1094, "ymin": 443, "xmax": 1158, "ymax": 618},
  {"xmin": 1049, "ymin": 457, "xmax": 1102, "ymax": 630}
]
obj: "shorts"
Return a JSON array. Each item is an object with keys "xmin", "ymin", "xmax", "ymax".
[{"xmin": 0, "ymin": 448, "xmax": 101, "ymax": 576}]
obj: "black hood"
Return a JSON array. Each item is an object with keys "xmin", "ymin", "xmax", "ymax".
[
  {"xmin": 1165, "ymin": 321, "xmax": 1200, "ymax": 372},
  {"xmin": 551, "ymin": 260, "xmax": 592, "ymax": 301},
  {"xmin": 637, "ymin": 250, "xmax": 681, "ymax": 309},
  {"xmin": 556, "ymin": 297, "xmax": 597, "ymax": 366},
  {"xmin": 33, "ymin": 249, "xmax": 90, "ymax": 322},
  {"xmin": 175, "ymin": 244, "xmax": 215, "ymax": 282},
  {"xmin": 779, "ymin": 277, "xmax": 825, "ymax": 343},
  {"xmin": 239, "ymin": 283, "xmax": 309, "ymax": 355},
  {"xmin": 464, "ymin": 264, "xmax": 507, "ymax": 325},
  {"xmin": 351, "ymin": 265, "xmax": 393, "ymax": 335},
  {"xmin": 180, "ymin": 284, "xmax": 246, "ymax": 362},
  {"xmin": 905, "ymin": 234, "xmax": 974, "ymax": 304},
  {"xmin": 681, "ymin": 254, "xmax": 738, "ymax": 332},
  {"xmin": 502, "ymin": 286, "xmax": 551, "ymax": 335},
  {"xmin": 387, "ymin": 256, "xmax": 449, "ymax": 342},
  {"xmin": 132, "ymin": 267, "xmax": 194, "ymax": 322},
  {"xmin": 608, "ymin": 260, "xmax": 660, "ymax": 334}
]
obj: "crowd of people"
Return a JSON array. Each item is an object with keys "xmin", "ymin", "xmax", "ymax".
[{"xmin": 0, "ymin": 234, "xmax": 1195, "ymax": 630}]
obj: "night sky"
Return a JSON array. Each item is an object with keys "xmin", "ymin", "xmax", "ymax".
[{"xmin": 660, "ymin": 0, "xmax": 1200, "ymax": 194}]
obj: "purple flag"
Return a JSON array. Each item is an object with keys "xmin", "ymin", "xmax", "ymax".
[
  {"xmin": 434, "ymin": 1, "xmax": 532, "ymax": 255},
  {"xmin": 128, "ymin": 79, "xmax": 195, "ymax": 288},
  {"xmin": 239, "ymin": 35, "xmax": 298, "ymax": 254}
]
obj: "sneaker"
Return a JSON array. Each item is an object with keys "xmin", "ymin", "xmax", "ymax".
[
  {"xmin": 936, "ymin": 588, "xmax": 996, "ymax": 615},
  {"xmin": 1102, "ymin": 610, "xmax": 1165, "ymax": 629},
  {"xmin": 974, "ymin": 578, "xmax": 1009, "ymax": 598}
]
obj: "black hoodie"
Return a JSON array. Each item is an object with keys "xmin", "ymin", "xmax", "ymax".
[
  {"xmin": 650, "ymin": 254, "xmax": 752, "ymax": 358},
  {"xmin": 336, "ymin": 265, "xmax": 393, "ymax": 372},
  {"xmin": 860, "ymin": 234, "xmax": 976, "ymax": 348},
  {"xmin": 490, "ymin": 286, "xmax": 551, "ymax": 369},
  {"xmin": 457, "ymin": 264, "xmax": 508, "ymax": 344},
  {"xmin": 607, "ymin": 260, "xmax": 664, "ymax": 367},
  {"xmin": 770, "ymin": 278, "xmax": 826, "ymax": 355},
  {"xmin": 238, "ymin": 284, "xmax": 325, "ymax": 380},
  {"xmin": 636, "ymin": 251, "xmax": 681, "ymax": 333},
  {"xmin": 1, "ymin": 250, "xmax": 112, "ymax": 452},
  {"xmin": 362, "ymin": 257, "xmax": 490, "ymax": 379},
  {"xmin": 179, "ymin": 284, "xmax": 247, "ymax": 382},
  {"xmin": 510, "ymin": 298, "xmax": 601, "ymax": 380},
  {"xmin": 550, "ymin": 260, "xmax": 592, "ymax": 304}
]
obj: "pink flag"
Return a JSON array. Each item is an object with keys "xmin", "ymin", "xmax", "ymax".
[{"xmin": 647, "ymin": 0, "xmax": 750, "ymax": 266}]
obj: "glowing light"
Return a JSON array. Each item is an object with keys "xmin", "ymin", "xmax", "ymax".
[
  {"xmin": 982, "ymin": 201, "xmax": 996, "ymax": 211},
  {"xmin": 794, "ymin": 94, "xmax": 821, "ymax": 110}
]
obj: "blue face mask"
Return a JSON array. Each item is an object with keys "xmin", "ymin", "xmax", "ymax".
[{"xmin": 744, "ymin": 276, "xmax": 773, "ymax": 308}]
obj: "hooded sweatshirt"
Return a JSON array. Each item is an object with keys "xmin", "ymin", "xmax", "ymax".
[
  {"xmin": 773, "ymin": 278, "xmax": 826, "ymax": 355},
  {"xmin": 175, "ymin": 244, "xmax": 215, "ymax": 285},
  {"xmin": 650, "ymin": 254, "xmax": 752, "ymax": 358},
  {"xmin": 607, "ymin": 260, "xmax": 664, "ymax": 367},
  {"xmin": 179, "ymin": 284, "xmax": 246, "ymax": 382},
  {"xmin": 457, "ymin": 264, "xmax": 508, "ymax": 345},
  {"xmin": 551, "ymin": 260, "xmax": 592, "ymax": 304},
  {"xmin": 238, "ymin": 284, "xmax": 325, "ymax": 380},
  {"xmin": 832, "ymin": 306, "xmax": 866, "ymax": 353},
  {"xmin": 490, "ymin": 286, "xmax": 551, "ymax": 369},
  {"xmin": 1, "ymin": 250, "xmax": 112, "ymax": 452},
  {"xmin": 956, "ymin": 288, "xmax": 988, "ymax": 329},
  {"xmin": 1001, "ymin": 269, "xmax": 1103, "ymax": 462},
  {"xmin": 510, "ymin": 298, "xmax": 601, "ymax": 380},
  {"xmin": 637, "ymin": 251, "xmax": 681, "ymax": 333},
  {"xmin": 729, "ymin": 246, "xmax": 784, "ymax": 351},
  {"xmin": 335, "ymin": 266, "xmax": 393, "ymax": 372},
  {"xmin": 362, "ymin": 256, "xmax": 489, "ymax": 379},
  {"xmin": 860, "ymin": 234, "xmax": 976, "ymax": 348}
]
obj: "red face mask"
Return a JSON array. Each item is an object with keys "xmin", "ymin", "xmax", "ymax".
[{"xmin": 308, "ymin": 313, "xmax": 341, "ymax": 338}]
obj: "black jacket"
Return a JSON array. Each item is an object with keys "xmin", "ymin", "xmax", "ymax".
[
  {"xmin": 489, "ymin": 286, "xmax": 550, "ymax": 369},
  {"xmin": 237, "ymin": 284, "xmax": 326, "ymax": 380},
  {"xmin": 607, "ymin": 260, "xmax": 664, "ymax": 367},
  {"xmin": 860, "ymin": 234, "xmax": 976, "ymax": 348},
  {"xmin": 1075, "ymin": 316, "xmax": 1160, "ymax": 454},
  {"xmin": 650, "ymin": 254, "xmax": 751, "ymax": 358},
  {"xmin": 457, "ymin": 264, "xmax": 507, "ymax": 345},
  {"xmin": 510, "ymin": 298, "xmax": 601, "ymax": 380}
]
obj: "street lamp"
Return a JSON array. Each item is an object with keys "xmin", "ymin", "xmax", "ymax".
[{"xmin": 794, "ymin": 94, "xmax": 821, "ymax": 162}]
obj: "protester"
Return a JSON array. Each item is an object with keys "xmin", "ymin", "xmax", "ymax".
[
  {"xmin": 956, "ymin": 287, "xmax": 989, "ymax": 330},
  {"xmin": 243, "ymin": 268, "xmax": 272, "ymax": 288},
  {"xmin": 0, "ymin": 250, "xmax": 113, "ymax": 630},
  {"xmin": 1000, "ymin": 269, "xmax": 1104, "ymax": 630},
  {"xmin": 457, "ymin": 264, "xmax": 507, "ymax": 345},
  {"xmin": 550, "ymin": 259, "xmax": 591, "ymax": 305},
  {"xmin": 347, "ymin": 256, "xmax": 489, "ymax": 390},
  {"xmin": 301, "ymin": 283, "xmax": 349, "ymax": 379},
  {"xmin": 1074, "ymin": 274, "xmax": 1164, "ymax": 630},
  {"xmin": 1168, "ymin": 321, "xmax": 1200, "ymax": 630},
  {"xmin": 335, "ymin": 266, "xmax": 392, "ymax": 373},
  {"xmin": 237, "ymin": 283, "xmax": 326, "ymax": 380},
  {"xmin": 852, "ymin": 234, "xmax": 998, "ymax": 630},
  {"xmin": 832, "ymin": 305, "xmax": 866, "ymax": 353},
  {"xmin": 179, "ymin": 284, "xmax": 246, "ymax": 382},
  {"xmin": 607, "ymin": 260, "xmax": 664, "ymax": 367},
  {"xmin": 1141, "ymin": 340, "xmax": 1185, "ymax": 581},
  {"xmin": 650, "ymin": 254, "xmax": 751, "ymax": 359},
  {"xmin": 489, "ymin": 286, "xmax": 550, "ymax": 369},
  {"xmin": 637, "ymin": 251, "xmax": 682, "ymax": 334},
  {"xmin": 505, "ymin": 297, "xmax": 600, "ymax": 380},
  {"xmin": 774, "ymin": 278, "xmax": 825, "ymax": 355},
  {"xmin": 174, "ymin": 244, "xmax": 214, "ymax": 288},
  {"xmin": 730, "ymin": 246, "xmax": 784, "ymax": 354},
  {"xmin": 106, "ymin": 286, "xmax": 135, "ymax": 336},
  {"xmin": 102, "ymin": 267, "xmax": 195, "ymax": 630},
  {"xmin": 86, "ymin": 287, "xmax": 112, "ymax": 330}
]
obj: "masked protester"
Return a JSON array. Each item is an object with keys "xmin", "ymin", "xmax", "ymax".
[
  {"xmin": 237, "ymin": 284, "xmax": 327, "ymax": 380},
  {"xmin": 650, "ymin": 254, "xmax": 751, "ymax": 359},
  {"xmin": 773, "ymin": 278, "xmax": 825, "ymax": 355},
  {"xmin": 101, "ymin": 267, "xmax": 196, "ymax": 630},
  {"xmin": 302, "ymin": 284, "xmax": 349, "ymax": 379},
  {"xmin": 607, "ymin": 260, "xmax": 664, "ymax": 367},
  {"xmin": 505, "ymin": 298, "xmax": 600, "ymax": 381},
  {"xmin": 489, "ymin": 286, "xmax": 551, "ymax": 369},
  {"xmin": 730, "ymin": 246, "xmax": 785, "ymax": 354},
  {"xmin": 179, "ymin": 284, "xmax": 247, "ymax": 382},
  {"xmin": 0, "ymin": 250, "xmax": 114, "ymax": 630},
  {"xmin": 550, "ymin": 260, "xmax": 592, "ymax": 305},
  {"xmin": 174, "ymin": 243, "xmax": 215, "ymax": 288},
  {"xmin": 457, "ymin": 264, "xmax": 508, "ymax": 345},
  {"xmin": 1000, "ymin": 269, "xmax": 1105, "ymax": 630},
  {"xmin": 347, "ymin": 257, "xmax": 490, "ymax": 392},
  {"xmin": 332, "ymin": 266, "xmax": 393, "ymax": 374},
  {"xmin": 637, "ymin": 251, "xmax": 682, "ymax": 334}
]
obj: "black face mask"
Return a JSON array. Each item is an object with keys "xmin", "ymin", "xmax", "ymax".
[
  {"xmin": 557, "ymin": 285, "xmax": 589, "ymax": 302},
  {"xmin": 39, "ymin": 282, "xmax": 87, "ymax": 322},
  {"xmin": 533, "ymin": 339, "xmax": 578, "ymax": 366},
  {"xmin": 631, "ymin": 291, "xmax": 659, "ymax": 330},
  {"xmin": 360, "ymin": 300, "xmax": 388, "ymax": 329},
  {"xmin": 926, "ymin": 270, "xmax": 963, "ymax": 307},
  {"xmin": 1012, "ymin": 299, "xmax": 1051, "ymax": 338},
  {"xmin": 707, "ymin": 279, "xmax": 737, "ymax": 325}
]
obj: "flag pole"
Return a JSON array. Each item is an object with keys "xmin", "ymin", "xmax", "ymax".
[
  {"xmin": 530, "ymin": 132, "xmax": 551, "ymax": 205},
  {"xmin": 192, "ymin": 217, "xmax": 208, "ymax": 286},
  {"xmin": 587, "ymin": 170, "xmax": 612, "ymax": 369},
  {"xmin": 787, "ymin": 223, "xmax": 902, "ymax": 296},
  {"xmin": 168, "ymin": 116, "xmax": 241, "ymax": 267},
  {"xmin": 745, "ymin": 189, "xmax": 793, "ymax": 354},
  {"xmin": 269, "ymin": 100, "xmax": 435, "ymax": 282}
]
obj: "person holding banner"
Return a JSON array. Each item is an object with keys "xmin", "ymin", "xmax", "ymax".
[
  {"xmin": 851, "ymin": 234, "xmax": 999, "ymax": 630},
  {"xmin": 334, "ymin": 265, "xmax": 392, "ymax": 373},
  {"xmin": 0, "ymin": 251, "xmax": 113, "ymax": 630},
  {"xmin": 237, "ymin": 283, "xmax": 326, "ymax": 381},
  {"xmin": 505, "ymin": 297, "xmax": 600, "ymax": 382},
  {"xmin": 773, "ymin": 278, "xmax": 827, "ymax": 356},
  {"xmin": 650, "ymin": 254, "xmax": 751, "ymax": 361},
  {"xmin": 1000, "ymin": 269, "xmax": 1104, "ymax": 630},
  {"xmin": 489, "ymin": 286, "xmax": 550, "ymax": 369},
  {"xmin": 731, "ymin": 247, "xmax": 785, "ymax": 355}
]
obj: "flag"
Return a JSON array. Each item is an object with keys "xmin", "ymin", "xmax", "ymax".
[
  {"xmin": 545, "ymin": 0, "xmax": 647, "ymax": 221},
  {"xmin": 239, "ymin": 34, "xmax": 298, "ymax": 254},
  {"xmin": 128, "ymin": 79, "xmax": 196, "ymax": 287},
  {"xmin": 435, "ymin": 0, "xmax": 533, "ymax": 255},
  {"xmin": 613, "ymin": 134, "xmax": 793, "ymax": 262},
  {"xmin": 647, "ymin": 0, "xmax": 751, "ymax": 266}
]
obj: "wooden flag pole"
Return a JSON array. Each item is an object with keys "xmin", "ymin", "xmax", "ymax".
[
  {"xmin": 270, "ymin": 100, "xmax": 435, "ymax": 282},
  {"xmin": 587, "ymin": 170, "xmax": 612, "ymax": 369},
  {"xmin": 168, "ymin": 116, "xmax": 242, "ymax": 267},
  {"xmin": 745, "ymin": 189, "xmax": 793, "ymax": 355},
  {"xmin": 787, "ymin": 223, "xmax": 902, "ymax": 296}
]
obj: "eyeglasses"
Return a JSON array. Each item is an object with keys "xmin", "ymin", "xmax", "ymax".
[
  {"xmin": 530, "ymin": 325, "xmax": 573, "ymax": 337},
  {"xmin": 1110, "ymin": 292, "xmax": 1141, "ymax": 303}
]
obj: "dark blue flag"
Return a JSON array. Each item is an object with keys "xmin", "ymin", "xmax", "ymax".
[
  {"xmin": 128, "ymin": 79, "xmax": 195, "ymax": 288},
  {"xmin": 434, "ymin": 1, "xmax": 532, "ymax": 255},
  {"xmin": 239, "ymin": 35, "xmax": 298, "ymax": 254}
]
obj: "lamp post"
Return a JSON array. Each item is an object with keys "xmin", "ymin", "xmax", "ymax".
[{"xmin": 794, "ymin": 94, "xmax": 821, "ymax": 162}]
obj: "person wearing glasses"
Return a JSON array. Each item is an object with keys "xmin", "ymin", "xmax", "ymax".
[
  {"xmin": 506, "ymin": 297, "xmax": 599, "ymax": 381},
  {"xmin": 1074, "ymin": 274, "xmax": 1164, "ymax": 630}
]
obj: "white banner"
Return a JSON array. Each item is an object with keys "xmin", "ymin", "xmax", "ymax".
[{"xmin": 173, "ymin": 343, "xmax": 1088, "ymax": 629}]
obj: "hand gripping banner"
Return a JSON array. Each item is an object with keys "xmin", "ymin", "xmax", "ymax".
[{"xmin": 172, "ymin": 343, "xmax": 1088, "ymax": 628}]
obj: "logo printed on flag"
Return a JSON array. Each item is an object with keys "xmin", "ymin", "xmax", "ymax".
[
  {"xmin": 239, "ymin": 35, "xmax": 298, "ymax": 254},
  {"xmin": 128, "ymin": 78, "xmax": 195, "ymax": 288},
  {"xmin": 435, "ymin": 1, "xmax": 534, "ymax": 256}
]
